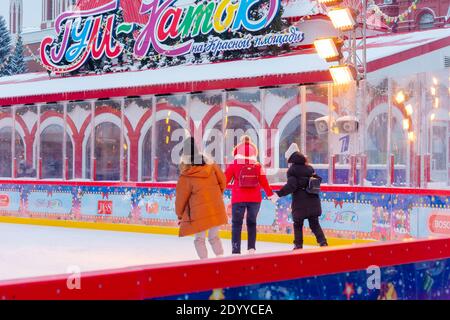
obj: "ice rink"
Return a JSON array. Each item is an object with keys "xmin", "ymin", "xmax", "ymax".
[{"xmin": 0, "ymin": 223, "xmax": 297, "ymax": 281}]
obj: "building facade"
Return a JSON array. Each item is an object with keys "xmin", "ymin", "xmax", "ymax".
[{"xmin": 376, "ymin": 0, "xmax": 449, "ymax": 31}]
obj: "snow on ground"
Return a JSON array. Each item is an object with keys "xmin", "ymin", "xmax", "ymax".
[{"xmin": 0, "ymin": 223, "xmax": 299, "ymax": 281}]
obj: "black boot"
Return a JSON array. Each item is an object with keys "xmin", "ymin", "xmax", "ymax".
[{"xmin": 293, "ymin": 245, "xmax": 302, "ymax": 250}]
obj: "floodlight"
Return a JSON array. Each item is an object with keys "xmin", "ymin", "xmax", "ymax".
[
  {"xmin": 329, "ymin": 65, "xmax": 356, "ymax": 85},
  {"xmin": 328, "ymin": 7, "xmax": 357, "ymax": 31},
  {"xmin": 313, "ymin": 37, "xmax": 344, "ymax": 62}
]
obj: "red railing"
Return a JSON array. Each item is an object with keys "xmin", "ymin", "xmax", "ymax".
[
  {"xmin": 0, "ymin": 237, "xmax": 448, "ymax": 300},
  {"xmin": 0, "ymin": 179, "xmax": 448, "ymax": 196}
]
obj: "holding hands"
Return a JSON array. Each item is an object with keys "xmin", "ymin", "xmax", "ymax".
[{"xmin": 268, "ymin": 193, "xmax": 279, "ymax": 204}]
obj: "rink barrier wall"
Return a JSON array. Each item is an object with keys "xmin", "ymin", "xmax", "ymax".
[
  {"xmin": 0, "ymin": 181, "xmax": 449, "ymax": 244},
  {"xmin": 0, "ymin": 237, "xmax": 449, "ymax": 300}
]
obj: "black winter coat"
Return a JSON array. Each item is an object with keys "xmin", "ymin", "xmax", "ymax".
[{"xmin": 276, "ymin": 153, "xmax": 322, "ymax": 219}]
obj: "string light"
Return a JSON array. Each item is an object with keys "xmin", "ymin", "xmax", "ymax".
[
  {"xmin": 434, "ymin": 97, "xmax": 439, "ymax": 109},
  {"xmin": 405, "ymin": 104, "xmax": 413, "ymax": 116},
  {"xmin": 368, "ymin": 0, "xmax": 421, "ymax": 25},
  {"xmin": 395, "ymin": 91, "xmax": 406, "ymax": 104},
  {"xmin": 402, "ymin": 119, "xmax": 410, "ymax": 130}
]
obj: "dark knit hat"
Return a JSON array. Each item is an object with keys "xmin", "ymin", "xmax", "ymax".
[{"xmin": 288, "ymin": 152, "xmax": 307, "ymax": 165}]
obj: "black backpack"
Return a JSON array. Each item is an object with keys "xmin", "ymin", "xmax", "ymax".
[{"xmin": 303, "ymin": 175, "xmax": 322, "ymax": 195}]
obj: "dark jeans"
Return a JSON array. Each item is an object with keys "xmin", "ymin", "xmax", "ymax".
[
  {"xmin": 293, "ymin": 216, "xmax": 328, "ymax": 248},
  {"xmin": 231, "ymin": 202, "xmax": 261, "ymax": 254}
]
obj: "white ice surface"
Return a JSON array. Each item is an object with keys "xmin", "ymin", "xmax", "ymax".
[{"xmin": 0, "ymin": 223, "xmax": 299, "ymax": 282}]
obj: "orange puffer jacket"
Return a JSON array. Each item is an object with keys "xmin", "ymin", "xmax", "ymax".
[{"xmin": 175, "ymin": 163, "xmax": 228, "ymax": 237}]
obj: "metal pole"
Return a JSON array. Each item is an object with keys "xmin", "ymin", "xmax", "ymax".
[
  {"xmin": 151, "ymin": 96, "xmax": 157, "ymax": 182},
  {"xmin": 362, "ymin": 0, "xmax": 367, "ymax": 79},
  {"xmin": 300, "ymin": 86, "xmax": 307, "ymax": 155},
  {"xmin": 63, "ymin": 101, "xmax": 67, "ymax": 180},
  {"xmin": 387, "ymin": 79, "xmax": 393, "ymax": 187}
]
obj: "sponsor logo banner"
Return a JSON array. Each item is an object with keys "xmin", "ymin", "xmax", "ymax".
[
  {"xmin": 27, "ymin": 191, "xmax": 73, "ymax": 214},
  {"xmin": 80, "ymin": 193, "xmax": 132, "ymax": 217}
]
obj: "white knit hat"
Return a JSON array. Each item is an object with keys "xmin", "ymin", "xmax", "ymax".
[{"xmin": 285, "ymin": 143, "xmax": 300, "ymax": 161}]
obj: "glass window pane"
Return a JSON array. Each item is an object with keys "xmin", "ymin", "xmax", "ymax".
[
  {"xmin": 225, "ymin": 89, "xmax": 261, "ymax": 164},
  {"xmin": 388, "ymin": 74, "xmax": 422, "ymax": 188},
  {"xmin": 263, "ymin": 86, "xmax": 300, "ymax": 184},
  {"xmin": 68, "ymin": 101, "xmax": 91, "ymax": 180},
  {"xmin": 0, "ymin": 107, "xmax": 12, "ymax": 178},
  {"xmin": 191, "ymin": 92, "xmax": 223, "ymax": 165},
  {"xmin": 305, "ymin": 84, "xmax": 329, "ymax": 183},
  {"xmin": 40, "ymin": 103, "xmax": 64, "ymax": 179},
  {"xmin": 124, "ymin": 97, "xmax": 153, "ymax": 182},
  {"xmin": 94, "ymin": 99, "xmax": 122, "ymax": 181},
  {"xmin": 15, "ymin": 105, "xmax": 37, "ymax": 178},
  {"xmin": 423, "ymin": 71, "xmax": 449, "ymax": 188},
  {"xmin": 40, "ymin": 124, "xmax": 64, "ymax": 179},
  {"xmin": 331, "ymin": 83, "xmax": 358, "ymax": 185},
  {"xmin": 155, "ymin": 95, "xmax": 189, "ymax": 182}
]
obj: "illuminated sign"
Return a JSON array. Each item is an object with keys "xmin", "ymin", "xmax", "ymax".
[{"xmin": 40, "ymin": 0, "xmax": 304, "ymax": 74}]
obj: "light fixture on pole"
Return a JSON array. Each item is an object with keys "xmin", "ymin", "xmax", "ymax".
[
  {"xmin": 328, "ymin": 7, "xmax": 358, "ymax": 31},
  {"xmin": 329, "ymin": 65, "xmax": 356, "ymax": 85},
  {"xmin": 313, "ymin": 37, "xmax": 344, "ymax": 62}
]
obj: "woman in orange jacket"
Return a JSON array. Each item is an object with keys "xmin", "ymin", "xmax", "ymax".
[{"xmin": 175, "ymin": 137, "xmax": 228, "ymax": 259}]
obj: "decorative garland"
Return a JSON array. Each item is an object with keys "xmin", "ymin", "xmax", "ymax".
[{"xmin": 368, "ymin": 0, "xmax": 421, "ymax": 24}]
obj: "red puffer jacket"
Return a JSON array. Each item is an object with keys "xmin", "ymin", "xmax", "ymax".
[{"xmin": 225, "ymin": 160, "xmax": 274, "ymax": 204}]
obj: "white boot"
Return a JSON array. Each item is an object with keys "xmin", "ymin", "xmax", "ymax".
[{"xmin": 248, "ymin": 249, "xmax": 256, "ymax": 254}]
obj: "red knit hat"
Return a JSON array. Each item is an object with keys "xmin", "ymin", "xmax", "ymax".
[{"xmin": 233, "ymin": 136, "xmax": 258, "ymax": 161}]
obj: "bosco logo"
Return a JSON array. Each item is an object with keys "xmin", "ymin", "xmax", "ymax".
[
  {"xmin": 98, "ymin": 200, "xmax": 113, "ymax": 215},
  {"xmin": 0, "ymin": 194, "xmax": 10, "ymax": 207},
  {"xmin": 428, "ymin": 212, "xmax": 450, "ymax": 235}
]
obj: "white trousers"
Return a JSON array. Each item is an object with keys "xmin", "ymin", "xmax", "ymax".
[{"xmin": 194, "ymin": 226, "xmax": 224, "ymax": 259}]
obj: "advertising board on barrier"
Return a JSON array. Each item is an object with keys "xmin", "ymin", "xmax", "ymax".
[
  {"xmin": 411, "ymin": 207, "xmax": 450, "ymax": 237},
  {"xmin": 80, "ymin": 192, "xmax": 132, "ymax": 217},
  {"xmin": 138, "ymin": 192, "xmax": 177, "ymax": 220},
  {"xmin": 316, "ymin": 201, "xmax": 373, "ymax": 233},
  {"xmin": 0, "ymin": 192, "xmax": 20, "ymax": 212},
  {"xmin": 27, "ymin": 191, "xmax": 73, "ymax": 215}
]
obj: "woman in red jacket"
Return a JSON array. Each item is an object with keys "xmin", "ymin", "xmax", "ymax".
[{"xmin": 225, "ymin": 136, "xmax": 277, "ymax": 254}]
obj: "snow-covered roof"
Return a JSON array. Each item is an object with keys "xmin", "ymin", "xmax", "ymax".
[
  {"xmin": 0, "ymin": 28, "xmax": 449, "ymax": 105},
  {"xmin": 282, "ymin": 0, "xmax": 323, "ymax": 18}
]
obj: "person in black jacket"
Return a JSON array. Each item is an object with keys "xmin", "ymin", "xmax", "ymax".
[{"xmin": 275, "ymin": 143, "xmax": 328, "ymax": 250}]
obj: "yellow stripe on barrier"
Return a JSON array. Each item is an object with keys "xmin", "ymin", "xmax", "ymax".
[{"xmin": 0, "ymin": 216, "xmax": 375, "ymax": 246}]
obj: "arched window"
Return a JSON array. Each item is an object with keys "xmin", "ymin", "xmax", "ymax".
[
  {"xmin": 0, "ymin": 127, "xmax": 12, "ymax": 177},
  {"xmin": 40, "ymin": 124, "xmax": 64, "ymax": 179},
  {"xmin": 279, "ymin": 116, "xmax": 301, "ymax": 168},
  {"xmin": 142, "ymin": 128, "xmax": 152, "ymax": 182},
  {"xmin": 367, "ymin": 112, "xmax": 406, "ymax": 165},
  {"xmin": 154, "ymin": 119, "xmax": 183, "ymax": 182},
  {"xmin": 367, "ymin": 113, "xmax": 389, "ymax": 164},
  {"xmin": 419, "ymin": 12, "xmax": 435, "ymax": 29},
  {"xmin": 224, "ymin": 116, "xmax": 259, "ymax": 162},
  {"xmin": 93, "ymin": 122, "xmax": 121, "ymax": 181},
  {"xmin": 66, "ymin": 135, "xmax": 74, "ymax": 180}
]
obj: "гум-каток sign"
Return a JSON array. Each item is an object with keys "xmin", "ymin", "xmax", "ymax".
[{"xmin": 40, "ymin": 0, "xmax": 304, "ymax": 74}]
